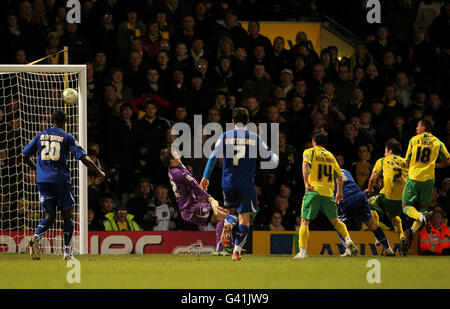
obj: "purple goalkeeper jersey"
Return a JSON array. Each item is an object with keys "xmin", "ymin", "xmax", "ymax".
[{"xmin": 168, "ymin": 164, "xmax": 211, "ymax": 212}]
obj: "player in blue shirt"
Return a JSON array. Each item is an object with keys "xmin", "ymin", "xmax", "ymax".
[
  {"xmin": 336, "ymin": 169, "xmax": 395, "ymax": 256},
  {"xmin": 21, "ymin": 110, "xmax": 105, "ymax": 260},
  {"xmin": 200, "ymin": 108, "xmax": 279, "ymax": 260}
]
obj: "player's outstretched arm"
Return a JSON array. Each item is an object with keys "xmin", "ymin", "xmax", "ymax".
[
  {"xmin": 201, "ymin": 150, "xmax": 218, "ymax": 191},
  {"xmin": 335, "ymin": 175, "xmax": 343, "ymax": 205},
  {"xmin": 201, "ymin": 134, "xmax": 224, "ymax": 190},
  {"xmin": 21, "ymin": 153, "xmax": 36, "ymax": 170},
  {"xmin": 257, "ymin": 134, "xmax": 279, "ymax": 169},
  {"xmin": 365, "ymin": 171, "xmax": 379, "ymax": 196},
  {"xmin": 184, "ymin": 173, "xmax": 212, "ymax": 201},
  {"xmin": 80, "ymin": 155, "xmax": 105, "ymax": 181}
]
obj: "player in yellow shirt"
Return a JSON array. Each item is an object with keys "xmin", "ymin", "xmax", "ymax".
[
  {"xmin": 402, "ymin": 118, "xmax": 450, "ymax": 249},
  {"xmin": 294, "ymin": 129, "xmax": 358, "ymax": 259},
  {"xmin": 365, "ymin": 139, "xmax": 409, "ymax": 255}
]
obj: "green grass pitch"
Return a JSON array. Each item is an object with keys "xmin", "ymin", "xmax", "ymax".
[{"xmin": 1, "ymin": 254, "xmax": 449, "ymax": 289}]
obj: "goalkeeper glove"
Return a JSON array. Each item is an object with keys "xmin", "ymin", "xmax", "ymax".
[{"xmin": 208, "ymin": 197, "xmax": 220, "ymax": 215}]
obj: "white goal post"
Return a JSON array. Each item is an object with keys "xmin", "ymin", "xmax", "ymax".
[{"xmin": 0, "ymin": 65, "xmax": 88, "ymax": 254}]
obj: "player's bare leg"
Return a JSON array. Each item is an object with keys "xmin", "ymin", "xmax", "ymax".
[
  {"xmin": 29, "ymin": 210, "xmax": 56, "ymax": 260},
  {"xmin": 294, "ymin": 218, "xmax": 309, "ymax": 259},
  {"xmin": 62, "ymin": 208, "xmax": 74, "ymax": 260}
]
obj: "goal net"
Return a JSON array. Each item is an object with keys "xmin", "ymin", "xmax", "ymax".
[{"xmin": 0, "ymin": 65, "xmax": 87, "ymax": 255}]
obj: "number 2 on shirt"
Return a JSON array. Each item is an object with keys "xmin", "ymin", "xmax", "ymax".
[{"xmin": 392, "ymin": 168, "xmax": 402, "ymax": 184}]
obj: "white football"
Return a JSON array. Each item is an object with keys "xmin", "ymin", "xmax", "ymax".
[{"xmin": 62, "ymin": 88, "xmax": 78, "ymax": 105}]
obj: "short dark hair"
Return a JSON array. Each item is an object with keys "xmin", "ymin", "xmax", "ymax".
[
  {"xmin": 385, "ymin": 139, "xmax": 402, "ymax": 155},
  {"xmin": 138, "ymin": 177, "xmax": 151, "ymax": 186},
  {"xmin": 160, "ymin": 148, "xmax": 174, "ymax": 167},
  {"xmin": 102, "ymin": 193, "xmax": 115, "ymax": 202},
  {"xmin": 245, "ymin": 95, "xmax": 258, "ymax": 102},
  {"xmin": 219, "ymin": 55, "xmax": 231, "ymax": 63},
  {"xmin": 52, "ymin": 110, "xmax": 66, "ymax": 125},
  {"xmin": 115, "ymin": 205, "xmax": 127, "ymax": 212},
  {"xmin": 320, "ymin": 48, "xmax": 331, "ymax": 58},
  {"xmin": 358, "ymin": 144, "xmax": 370, "ymax": 151},
  {"xmin": 271, "ymin": 209, "xmax": 283, "ymax": 218},
  {"xmin": 249, "ymin": 20, "xmax": 260, "ymax": 28},
  {"xmin": 355, "ymin": 41, "xmax": 367, "ymax": 49},
  {"xmin": 232, "ymin": 107, "xmax": 249, "ymax": 125},
  {"xmin": 420, "ymin": 118, "xmax": 433, "ymax": 132},
  {"xmin": 120, "ymin": 103, "xmax": 133, "ymax": 113},
  {"xmin": 312, "ymin": 128, "xmax": 328, "ymax": 146},
  {"xmin": 145, "ymin": 100, "xmax": 157, "ymax": 108},
  {"xmin": 104, "ymin": 83, "xmax": 117, "ymax": 91}
]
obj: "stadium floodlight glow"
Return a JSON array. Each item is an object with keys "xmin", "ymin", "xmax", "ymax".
[{"xmin": 0, "ymin": 65, "xmax": 88, "ymax": 255}]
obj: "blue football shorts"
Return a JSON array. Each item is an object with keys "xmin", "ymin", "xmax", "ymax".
[
  {"xmin": 222, "ymin": 187, "xmax": 258, "ymax": 214},
  {"xmin": 37, "ymin": 182, "xmax": 76, "ymax": 213}
]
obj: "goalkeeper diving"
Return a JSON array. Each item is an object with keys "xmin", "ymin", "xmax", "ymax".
[{"xmin": 160, "ymin": 148, "xmax": 229, "ymax": 227}]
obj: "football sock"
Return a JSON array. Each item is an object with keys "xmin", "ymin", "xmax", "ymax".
[
  {"xmin": 63, "ymin": 219, "xmax": 74, "ymax": 248},
  {"xmin": 215, "ymin": 220, "xmax": 224, "ymax": 251},
  {"xmin": 373, "ymin": 227, "xmax": 390, "ymax": 249},
  {"xmin": 371, "ymin": 210, "xmax": 380, "ymax": 226},
  {"xmin": 33, "ymin": 218, "xmax": 53, "ymax": 241},
  {"xmin": 418, "ymin": 209, "xmax": 428, "ymax": 222},
  {"xmin": 234, "ymin": 224, "xmax": 249, "ymax": 254},
  {"xmin": 332, "ymin": 220, "xmax": 350, "ymax": 240},
  {"xmin": 403, "ymin": 206, "xmax": 422, "ymax": 220},
  {"xmin": 391, "ymin": 216, "xmax": 404, "ymax": 240},
  {"xmin": 337, "ymin": 232, "xmax": 347, "ymax": 250},
  {"xmin": 411, "ymin": 219, "xmax": 422, "ymax": 234},
  {"xmin": 299, "ymin": 225, "xmax": 309, "ymax": 249}
]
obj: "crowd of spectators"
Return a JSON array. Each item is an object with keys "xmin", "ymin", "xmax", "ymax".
[{"xmin": 1, "ymin": 0, "xmax": 449, "ymax": 232}]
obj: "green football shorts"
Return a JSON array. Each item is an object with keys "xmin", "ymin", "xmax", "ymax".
[
  {"xmin": 301, "ymin": 191, "xmax": 338, "ymax": 221},
  {"xmin": 402, "ymin": 178, "xmax": 434, "ymax": 206},
  {"xmin": 369, "ymin": 194, "xmax": 402, "ymax": 217}
]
